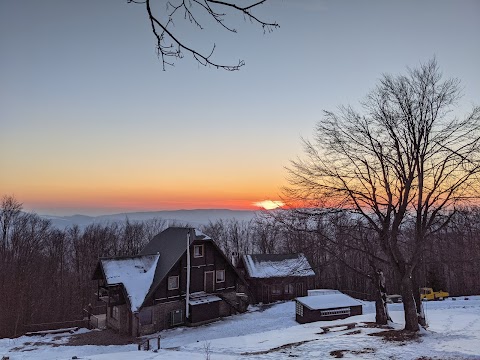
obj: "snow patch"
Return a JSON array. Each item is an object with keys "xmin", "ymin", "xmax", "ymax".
[
  {"xmin": 2, "ymin": 296, "xmax": 480, "ymax": 360},
  {"xmin": 194, "ymin": 228, "xmax": 211, "ymax": 240},
  {"xmin": 189, "ymin": 292, "xmax": 222, "ymax": 306},
  {"xmin": 308, "ymin": 289, "xmax": 341, "ymax": 296}
]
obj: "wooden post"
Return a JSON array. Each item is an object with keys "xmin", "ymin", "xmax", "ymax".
[{"xmin": 186, "ymin": 231, "xmax": 191, "ymax": 320}]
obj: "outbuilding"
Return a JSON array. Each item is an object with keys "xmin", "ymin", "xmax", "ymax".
[
  {"xmin": 237, "ymin": 253, "xmax": 315, "ymax": 304},
  {"xmin": 295, "ymin": 290, "xmax": 363, "ymax": 324}
]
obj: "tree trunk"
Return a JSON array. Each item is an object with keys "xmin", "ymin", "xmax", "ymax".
[
  {"xmin": 375, "ymin": 295, "xmax": 389, "ymax": 325},
  {"xmin": 416, "ymin": 299, "xmax": 427, "ymax": 328},
  {"xmin": 400, "ymin": 274, "xmax": 419, "ymax": 331},
  {"xmin": 412, "ymin": 273, "xmax": 427, "ymax": 327},
  {"xmin": 374, "ymin": 269, "xmax": 391, "ymax": 325}
]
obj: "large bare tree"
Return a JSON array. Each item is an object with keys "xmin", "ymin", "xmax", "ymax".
[
  {"xmin": 129, "ymin": 0, "xmax": 278, "ymax": 70},
  {"xmin": 285, "ymin": 59, "xmax": 480, "ymax": 331}
]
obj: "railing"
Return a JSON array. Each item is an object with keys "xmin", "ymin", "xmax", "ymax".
[
  {"xmin": 216, "ymin": 293, "xmax": 244, "ymax": 314},
  {"xmin": 85, "ymin": 304, "xmax": 107, "ymax": 316},
  {"xmin": 83, "ymin": 309, "xmax": 97, "ymax": 329},
  {"xmin": 138, "ymin": 335, "xmax": 161, "ymax": 351},
  {"xmin": 83, "ymin": 308, "xmax": 106, "ymax": 329}
]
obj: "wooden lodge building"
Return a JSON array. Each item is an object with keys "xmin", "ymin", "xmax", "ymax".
[
  {"xmin": 237, "ymin": 253, "xmax": 315, "ymax": 304},
  {"xmin": 92, "ymin": 227, "xmax": 249, "ymax": 337}
]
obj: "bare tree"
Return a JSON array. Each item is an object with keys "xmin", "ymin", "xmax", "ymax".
[
  {"xmin": 129, "ymin": 0, "xmax": 279, "ymax": 70},
  {"xmin": 202, "ymin": 218, "xmax": 255, "ymax": 258},
  {"xmin": 285, "ymin": 59, "xmax": 480, "ymax": 331},
  {"xmin": 0, "ymin": 195, "xmax": 22, "ymax": 251}
]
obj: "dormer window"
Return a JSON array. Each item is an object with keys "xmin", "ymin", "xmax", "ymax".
[
  {"xmin": 168, "ymin": 276, "xmax": 179, "ymax": 290},
  {"xmin": 216, "ymin": 270, "xmax": 225, "ymax": 283},
  {"xmin": 194, "ymin": 244, "xmax": 204, "ymax": 258}
]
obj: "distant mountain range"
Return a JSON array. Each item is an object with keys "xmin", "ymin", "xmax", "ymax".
[{"xmin": 41, "ymin": 209, "xmax": 259, "ymax": 229}]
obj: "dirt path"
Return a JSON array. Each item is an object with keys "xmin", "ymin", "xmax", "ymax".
[{"xmin": 66, "ymin": 329, "xmax": 137, "ymax": 346}]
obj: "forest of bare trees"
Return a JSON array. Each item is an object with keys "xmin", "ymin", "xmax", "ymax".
[
  {"xmin": 1, "ymin": 195, "xmax": 479, "ymax": 338},
  {"xmin": 0, "ymin": 196, "xmax": 168, "ymax": 338}
]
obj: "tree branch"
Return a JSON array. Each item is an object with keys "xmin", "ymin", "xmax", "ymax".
[{"xmin": 136, "ymin": 0, "xmax": 278, "ymax": 70}]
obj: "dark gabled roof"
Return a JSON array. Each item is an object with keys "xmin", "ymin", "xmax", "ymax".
[
  {"xmin": 139, "ymin": 227, "xmax": 212, "ymax": 306},
  {"xmin": 242, "ymin": 253, "xmax": 315, "ymax": 279}
]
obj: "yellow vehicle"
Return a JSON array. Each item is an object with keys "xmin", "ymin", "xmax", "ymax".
[{"xmin": 420, "ymin": 287, "xmax": 449, "ymax": 301}]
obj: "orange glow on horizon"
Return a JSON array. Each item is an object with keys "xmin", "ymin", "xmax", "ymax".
[
  {"xmin": 21, "ymin": 196, "xmax": 263, "ymax": 213},
  {"xmin": 16, "ymin": 189, "xmax": 283, "ymax": 215},
  {"xmin": 2, "ymin": 158, "xmax": 288, "ymax": 215}
]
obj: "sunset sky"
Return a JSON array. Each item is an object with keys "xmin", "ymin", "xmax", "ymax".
[{"xmin": 1, "ymin": 0, "xmax": 479, "ymax": 215}]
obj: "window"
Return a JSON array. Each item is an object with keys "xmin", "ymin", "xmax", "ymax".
[
  {"xmin": 271, "ymin": 284, "xmax": 282, "ymax": 295},
  {"xmin": 171, "ymin": 309, "xmax": 184, "ymax": 326},
  {"xmin": 216, "ymin": 270, "xmax": 225, "ymax": 283},
  {"xmin": 284, "ymin": 284, "xmax": 294, "ymax": 294},
  {"xmin": 111, "ymin": 305, "xmax": 119, "ymax": 320},
  {"xmin": 139, "ymin": 308, "xmax": 152, "ymax": 325},
  {"xmin": 168, "ymin": 275, "xmax": 179, "ymax": 290},
  {"xmin": 194, "ymin": 244, "xmax": 204, "ymax": 258},
  {"xmin": 296, "ymin": 302, "xmax": 303, "ymax": 316},
  {"xmin": 321, "ymin": 308, "xmax": 350, "ymax": 317},
  {"xmin": 109, "ymin": 286, "xmax": 123, "ymax": 305}
]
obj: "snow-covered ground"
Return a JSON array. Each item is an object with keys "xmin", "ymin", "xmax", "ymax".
[{"xmin": 2, "ymin": 296, "xmax": 480, "ymax": 359}]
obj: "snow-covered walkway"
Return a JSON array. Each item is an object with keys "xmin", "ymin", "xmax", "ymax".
[{"xmin": 1, "ymin": 296, "xmax": 479, "ymax": 359}]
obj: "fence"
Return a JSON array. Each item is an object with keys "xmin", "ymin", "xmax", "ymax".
[
  {"xmin": 339, "ymin": 289, "xmax": 374, "ymax": 301},
  {"xmin": 138, "ymin": 335, "xmax": 161, "ymax": 351}
]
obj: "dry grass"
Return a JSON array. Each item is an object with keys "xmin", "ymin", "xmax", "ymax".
[
  {"xmin": 369, "ymin": 329, "xmax": 421, "ymax": 342},
  {"xmin": 330, "ymin": 347, "xmax": 376, "ymax": 358},
  {"xmin": 240, "ymin": 339, "xmax": 317, "ymax": 355}
]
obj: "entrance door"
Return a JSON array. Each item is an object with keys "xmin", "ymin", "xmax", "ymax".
[
  {"xmin": 262, "ymin": 285, "xmax": 270, "ymax": 303},
  {"xmin": 128, "ymin": 311, "xmax": 133, "ymax": 336},
  {"xmin": 296, "ymin": 283, "xmax": 304, "ymax": 297},
  {"xmin": 204, "ymin": 271, "xmax": 215, "ymax": 293}
]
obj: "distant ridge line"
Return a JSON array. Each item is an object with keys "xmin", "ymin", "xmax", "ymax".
[{"xmin": 40, "ymin": 209, "xmax": 259, "ymax": 230}]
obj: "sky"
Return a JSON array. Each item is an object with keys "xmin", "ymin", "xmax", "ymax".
[{"xmin": 1, "ymin": 0, "xmax": 479, "ymax": 216}]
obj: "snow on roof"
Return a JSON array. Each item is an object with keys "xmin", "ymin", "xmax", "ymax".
[
  {"xmin": 308, "ymin": 289, "xmax": 341, "ymax": 296},
  {"xmin": 189, "ymin": 292, "xmax": 222, "ymax": 306},
  {"xmin": 101, "ymin": 254, "xmax": 159, "ymax": 312},
  {"xmin": 296, "ymin": 292, "xmax": 363, "ymax": 310},
  {"xmin": 194, "ymin": 228, "xmax": 212, "ymax": 240},
  {"xmin": 243, "ymin": 253, "xmax": 315, "ymax": 279}
]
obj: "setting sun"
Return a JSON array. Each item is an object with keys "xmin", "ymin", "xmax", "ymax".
[{"xmin": 253, "ymin": 200, "xmax": 285, "ymax": 210}]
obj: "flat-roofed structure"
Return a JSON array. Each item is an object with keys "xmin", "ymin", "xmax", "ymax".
[{"xmin": 295, "ymin": 290, "xmax": 363, "ymax": 324}]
